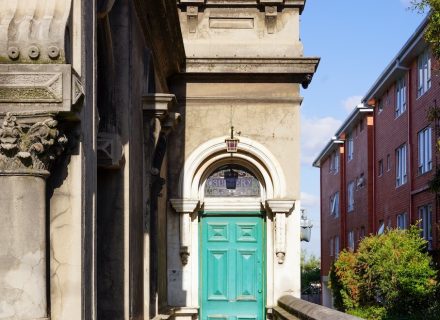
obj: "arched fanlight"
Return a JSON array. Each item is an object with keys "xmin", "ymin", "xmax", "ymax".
[{"xmin": 224, "ymin": 168, "xmax": 239, "ymax": 189}]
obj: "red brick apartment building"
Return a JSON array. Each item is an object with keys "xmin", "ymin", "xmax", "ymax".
[{"xmin": 313, "ymin": 17, "xmax": 440, "ymax": 307}]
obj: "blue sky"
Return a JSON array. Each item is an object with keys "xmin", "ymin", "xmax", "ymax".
[{"xmin": 299, "ymin": 0, "xmax": 427, "ymax": 258}]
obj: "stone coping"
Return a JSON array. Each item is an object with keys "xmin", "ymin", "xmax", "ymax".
[{"xmin": 275, "ymin": 295, "xmax": 363, "ymax": 320}]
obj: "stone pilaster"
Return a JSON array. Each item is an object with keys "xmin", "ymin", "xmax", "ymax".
[
  {"xmin": 266, "ymin": 200, "xmax": 295, "ymax": 264},
  {"xmin": 0, "ymin": 113, "xmax": 68, "ymax": 320},
  {"xmin": 0, "ymin": 1, "xmax": 82, "ymax": 318},
  {"xmin": 169, "ymin": 199, "xmax": 199, "ymax": 265}
]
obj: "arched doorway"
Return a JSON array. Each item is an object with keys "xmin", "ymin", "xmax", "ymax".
[
  {"xmin": 200, "ymin": 164, "xmax": 265, "ymax": 320},
  {"xmin": 170, "ymin": 136, "xmax": 297, "ymax": 319}
]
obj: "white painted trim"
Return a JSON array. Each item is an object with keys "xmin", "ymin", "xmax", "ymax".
[
  {"xmin": 203, "ymin": 197, "xmax": 263, "ymax": 212},
  {"xmin": 178, "ymin": 136, "xmax": 286, "ymax": 199}
]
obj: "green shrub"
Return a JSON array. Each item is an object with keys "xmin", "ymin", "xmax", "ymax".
[{"xmin": 329, "ymin": 226, "xmax": 439, "ymax": 319}]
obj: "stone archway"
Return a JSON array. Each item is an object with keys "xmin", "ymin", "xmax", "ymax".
[{"xmin": 170, "ymin": 136, "xmax": 297, "ymax": 315}]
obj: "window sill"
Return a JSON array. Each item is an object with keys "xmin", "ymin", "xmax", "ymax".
[{"xmin": 417, "ymin": 169, "xmax": 433, "ymax": 177}]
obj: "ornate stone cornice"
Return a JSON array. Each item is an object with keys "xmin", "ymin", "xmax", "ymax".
[
  {"xmin": 0, "ymin": 113, "xmax": 67, "ymax": 172},
  {"xmin": 0, "ymin": 0, "xmax": 72, "ymax": 63},
  {"xmin": 183, "ymin": 57, "xmax": 319, "ymax": 88}
]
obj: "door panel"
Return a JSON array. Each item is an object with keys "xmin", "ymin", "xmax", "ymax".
[
  {"xmin": 201, "ymin": 215, "xmax": 264, "ymax": 320},
  {"xmin": 207, "ymin": 249, "xmax": 228, "ymax": 300}
]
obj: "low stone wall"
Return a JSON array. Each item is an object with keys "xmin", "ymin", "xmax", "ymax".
[{"xmin": 273, "ymin": 295, "xmax": 363, "ymax": 320}]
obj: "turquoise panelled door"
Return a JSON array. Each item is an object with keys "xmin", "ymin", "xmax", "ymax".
[{"xmin": 200, "ymin": 214, "xmax": 265, "ymax": 320}]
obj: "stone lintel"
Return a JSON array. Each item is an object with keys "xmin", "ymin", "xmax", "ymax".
[
  {"xmin": 0, "ymin": 64, "xmax": 84, "ymax": 118},
  {"xmin": 170, "ymin": 199, "xmax": 199, "ymax": 213},
  {"xmin": 266, "ymin": 200, "xmax": 295, "ymax": 214},
  {"xmin": 184, "ymin": 57, "xmax": 320, "ymax": 75}
]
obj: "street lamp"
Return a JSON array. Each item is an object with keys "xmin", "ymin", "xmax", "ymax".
[
  {"xmin": 225, "ymin": 126, "xmax": 239, "ymax": 153},
  {"xmin": 300, "ymin": 209, "xmax": 313, "ymax": 242}
]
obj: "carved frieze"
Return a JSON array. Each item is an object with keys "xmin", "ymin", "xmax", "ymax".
[
  {"xmin": 0, "ymin": 64, "xmax": 84, "ymax": 116},
  {"xmin": 0, "ymin": 113, "xmax": 67, "ymax": 172}
]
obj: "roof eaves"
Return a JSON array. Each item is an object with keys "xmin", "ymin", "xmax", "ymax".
[{"xmin": 362, "ymin": 15, "xmax": 429, "ymax": 103}]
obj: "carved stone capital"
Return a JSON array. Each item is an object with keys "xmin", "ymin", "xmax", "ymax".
[
  {"xmin": 143, "ymin": 93, "xmax": 177, "ymax": 120},
  {"xmin": 0, "ymin": 113, "xmax": 67, "ymax": 173},
  {"xmin": 170, "ymin": 199, "xmax": 199, "ymax": 213},
  {"xmin": 266, "ymin": 199, "xmax": 295, "ymax": 214}
]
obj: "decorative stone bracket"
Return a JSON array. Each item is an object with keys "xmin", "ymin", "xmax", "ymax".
[
  {"xmin": 0, "ymin": 0, "xmax": 72, "ymax": 64},
  {"xmin": 264, "ymin": 6, "xmax": 277, "ymax": 34},
  {"xmin": 143, "ymin": 93, "xmax": 181, "ymax": 135},
  {"xmin": 178, "ymin": 0, "xmax": 204, "ymax": 33},
  {"xmin": 177, "ymin": 0, "xmax": 306, "ymax": 34},
  {"xmin": 97, "ymin": 132, "xmax": 124, "ymax": 169},
  {"xmin": 170, "ymin": 199, "xmax": 199, "ymax": 265},
  {"xmin": 266, "ymin": 200, "xmax": 295, "ymax": 264}
]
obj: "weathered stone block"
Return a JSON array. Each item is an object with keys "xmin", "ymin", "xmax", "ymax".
[{"xmin": 0, "ymin": 64, "xmax": 83, "ymax": 116}]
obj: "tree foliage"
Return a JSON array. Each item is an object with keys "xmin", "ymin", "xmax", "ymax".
[
  {"xmin": 329, "ymin": 226, "xmax": 439, "ymax": 319},
  {"xmin": 411, "ymin": 0, "xmax": 440, "ymax": 59},
  {"xmin": 300, "ymin": 250, "xmax": 320, "ymax": 293}
]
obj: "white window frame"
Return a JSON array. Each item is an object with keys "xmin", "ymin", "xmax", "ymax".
[
  {"xmin": 330, "ymin": 192, "xmax": 339, "ymax": 218},
  {"xmin": 334, "ymin": 236, "xmax": 340, "ymax": 258},
  {"xmin": 347, "ymin": 134, "xmax": 354, "ymax": 161},
  {"xmin": 330, "ymin": 237, "xmax": 334, "ymax": 257},
  {"xmin": 377, "ymin": 99, "xmax": 383, "ymax": 114},
  {"xmin": 360, "ymin": 226, "xmax": 366, "ymax": 239},
  {"xmin": 419, "ymin": 205, "xmax": 433, "ymax": 250},
  {"xmin": 347, "ymin": 181, "xmax": 355, "ymax": 212},
  {"xmin": 396, "ymin": 144, "xmax": 407, "ymax": 187},
  {"xmin": 348, "ymin": 231, "xmax": 355, "ymax": 251},
  {"xmin": 397, "ymin": 212, "xmax": 408, "ymax": 230},
  {"xmin": 395, "ymin": 77, "xmax": 407, "ymax": 117},
  {"xmin": 417, "ymin": 49, "xmax": 432, "ymax": 97},
  {"xmin": 329, "ymin": 150, "xmax": 339, "ymax": 174},
  {"xmin": 418, "ymin": 127, "xmax": 432, "ymax": 175}
]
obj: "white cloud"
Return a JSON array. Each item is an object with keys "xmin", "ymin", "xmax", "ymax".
[
  {"xmin": 341, "ymin": 95, "xmax": 363, "ymax": 113},
  {"xmin": 301, "ymin": 191, "xmax": 320, "ymax": 209},
  {"xmin": 301, "ymin": 116, "xmax": 342, "ymax": 166}
]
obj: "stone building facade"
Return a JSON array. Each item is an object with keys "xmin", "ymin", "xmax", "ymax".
[{"xmin": 0, "ymin": 1, "xmax": 318, "ymax": 319}]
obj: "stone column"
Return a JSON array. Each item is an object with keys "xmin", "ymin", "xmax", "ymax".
[{"xmin": 0, "ymin": 113, "xmax": 67, "ymax": 320}]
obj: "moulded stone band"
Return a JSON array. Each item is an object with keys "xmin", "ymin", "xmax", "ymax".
[{"xmin": 0, "ymin": 169, "xmax": 50, "ymax": 178}]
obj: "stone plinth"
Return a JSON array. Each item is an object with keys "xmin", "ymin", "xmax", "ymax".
[{"xmin": 0, "ymin": 171, "xmax": 49, "ymax": 320}]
